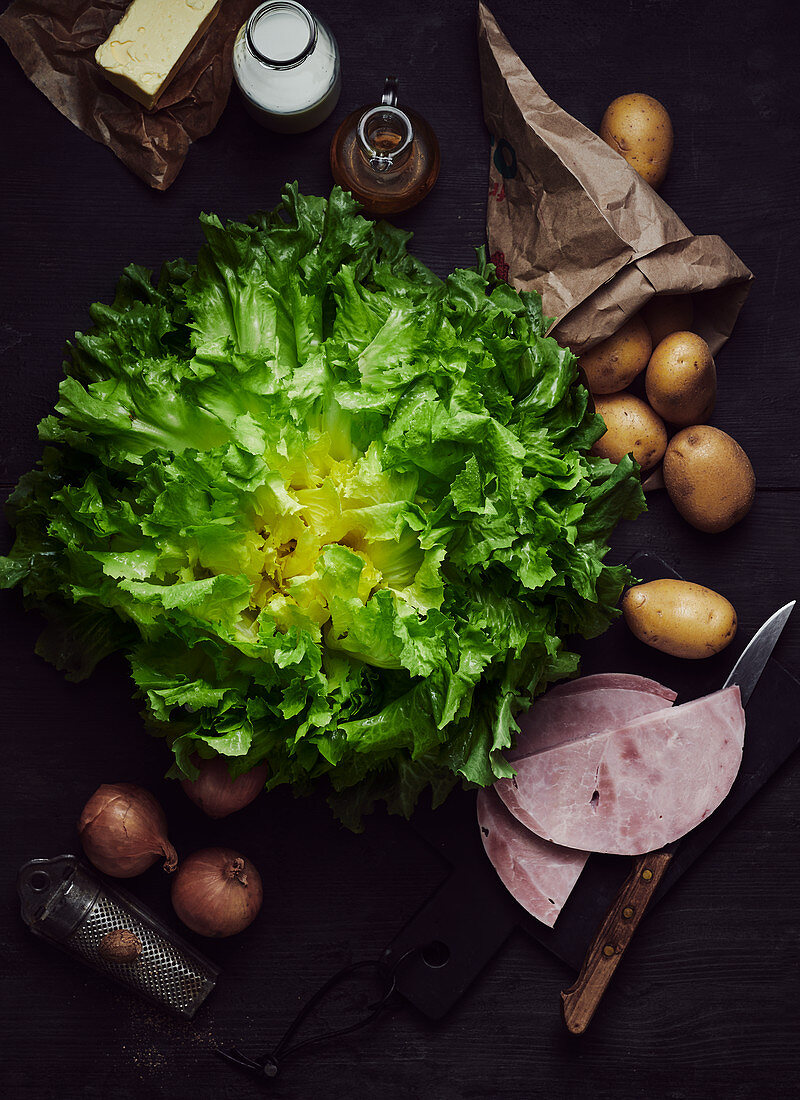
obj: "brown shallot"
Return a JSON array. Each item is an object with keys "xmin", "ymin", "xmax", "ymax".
[
  {"xmin": 171, "ymin": 847, "xmax": 263, "ymax": 937},
  {"xmin": 78, "ymin": 783, "xmax": 178, "ymax": 878},
  {"xmin": 180, "ymin": 756, "xmax": 269, "ymax": 818}
]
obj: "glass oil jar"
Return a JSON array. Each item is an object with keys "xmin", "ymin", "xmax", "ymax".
[
  {"xmin": 232, "ymin": 1, "xmax": 341, "ymax": 133},
  {"xmin": 330, "ymin": 78, "xmax": 440, "ymax": 215}
]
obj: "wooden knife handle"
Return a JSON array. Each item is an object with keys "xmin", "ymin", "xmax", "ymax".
[{"xmin": 561, "ymin": 850, "xmax": 673, "ymax": 1035}]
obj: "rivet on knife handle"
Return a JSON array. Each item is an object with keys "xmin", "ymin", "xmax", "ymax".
[{"xmin": 560, "ymin": 850, "xmax": 673, "ymax": 1035}]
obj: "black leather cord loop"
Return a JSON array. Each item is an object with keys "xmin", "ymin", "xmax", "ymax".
[{"xmin": 217, "ymin": 947, "xmax": 420, "ymax": 1081}]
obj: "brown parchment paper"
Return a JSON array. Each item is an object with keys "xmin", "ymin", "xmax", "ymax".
[
  {"xmin": 477, "ymin": 3, "xmax": 753, "ymax": 355},
  {"xmin": 0, "ymin": 0, "xmax": 253, "ymax": 190}
]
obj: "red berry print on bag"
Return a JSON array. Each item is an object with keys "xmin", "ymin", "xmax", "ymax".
[{"xmin": 490, "ymin": 251, "xmax": 510, "ymax": 283}]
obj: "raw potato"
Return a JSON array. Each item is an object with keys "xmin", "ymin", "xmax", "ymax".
[
  {"xmin": 663, "ymin": 425, "xmax": 755, "ymax": 533},
  {"xmin": 591, "ymin": 393, "xmax": 667, "ymax": 473},
  {"xmin": 622, "ymin": 579, "xmax": 737, "ymax": 659},
  {"xmin": 641, "ymin": 294, "xmax": 694, "ymax": 347},
  {"xmin": 579, "ymin": 315, "xmax": 652, "ymax": 394},
  {"xmin": 600, "ymin": 93, "xmax": 674, "ymax": 190},
  {"xmin": 645, "ymin": 331, "xmax": 717, "ymax": 427}
]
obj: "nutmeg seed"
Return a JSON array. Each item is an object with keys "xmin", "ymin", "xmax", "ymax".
[{"xmin": 98, "ymin": 928, "xmax": 142, "ymax": 963}]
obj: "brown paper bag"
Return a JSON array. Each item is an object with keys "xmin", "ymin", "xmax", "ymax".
[
  {"xmin": 477, "ymin": 3, "xmax": 752, "ymax": 355},
  {"xmin": 0, "ymin": 0, "xmax": 253, "ymax": 191}
]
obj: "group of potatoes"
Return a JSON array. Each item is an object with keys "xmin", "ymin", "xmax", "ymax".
[
  {"xmin": 582, "ymin": 299, "xmax": 755, "ymax": 535},
  {"xmin": 586, "ymin": 94, "xmax": 755, "ymax": 659}
]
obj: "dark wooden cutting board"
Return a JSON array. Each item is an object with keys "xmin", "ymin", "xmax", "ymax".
[{"xmin": 381, "ymin": 552, "xmax": 800, "ymax": 1019}]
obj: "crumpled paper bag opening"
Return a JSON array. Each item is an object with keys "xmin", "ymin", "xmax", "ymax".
[
  {"xmin": 0, "ymin": 0, "xmax": 253, "ymax": 190},
  {"xmin": 478, "ymin": 3, "xmax": 752, "ymax": 356}
]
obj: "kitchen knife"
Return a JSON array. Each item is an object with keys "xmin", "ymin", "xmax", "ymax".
[{"xmin": 560, "ymin": 600, "xmax": 796, "ymax": 1035}]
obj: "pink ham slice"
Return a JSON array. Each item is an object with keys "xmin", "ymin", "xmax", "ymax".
[
  {"xmin": 496, "ymin": 686, "xmax": 745, "ymax": 856},
  {"xmin": 477, "ymin": 787, "xmax": 589, "ymax": 928},
  {"xmin": 508, "ymin": 679, "xmax": 676, "ymax": 762},
  {"xmin": 545, "ymin": 673, "xmax": 677, "ymax": 701}
]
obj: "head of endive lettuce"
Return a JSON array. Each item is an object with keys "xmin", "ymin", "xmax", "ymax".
[{"xmin": 0, "ymin": 185, "xmax": 644, "ymax": 828}]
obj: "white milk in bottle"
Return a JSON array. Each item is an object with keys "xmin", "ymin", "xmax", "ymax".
[{"xmin": 232, "ymin": 2, "xmax": 341, "ymax": 133}]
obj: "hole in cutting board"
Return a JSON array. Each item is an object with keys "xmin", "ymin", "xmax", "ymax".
[{"xmin": 422, "ymin": 940, "xmax": 450, "ymax": 968}]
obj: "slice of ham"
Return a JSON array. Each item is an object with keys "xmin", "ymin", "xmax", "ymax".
[
  {"xmin": 496, "ymin": 686, "xmax": 745, "ymax": 856},
  {"xmin": 508, "ymin": 680, "xmax": 676, "ymax": 762},
  {"xmin": 477, "ymin": 787, "xmax": 589, "ymax": 928},
  {"xmin": 545, "ymin": 673, "xmax": 677, "ymax": 701}
]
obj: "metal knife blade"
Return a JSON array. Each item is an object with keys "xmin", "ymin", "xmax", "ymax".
[
  {"xmin": 561, "ymin": 600, "xmax": 796, "ymax": 1035},
  {"xmin": 723, "ymin": 601, "xmax": 795, "ymax": 706}
]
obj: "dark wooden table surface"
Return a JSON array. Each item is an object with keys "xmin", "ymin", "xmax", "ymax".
[{"xmin": 2, "ymin": 1, "xmax": 799, "ymax": 1097}]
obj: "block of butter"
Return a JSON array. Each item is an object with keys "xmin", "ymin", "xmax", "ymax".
[{"xmin": 95, "ymin": 0, "xmax": 221, "ymax": 111}]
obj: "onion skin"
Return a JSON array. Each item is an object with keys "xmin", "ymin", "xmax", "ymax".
[
  {"xmin": 171, "ymin": 847, "xmax": 263, "ymax": 938},
  {"xmin": 180, "ymin": 756, "xmax": 269, "ymax": 819},
  {"xmin": 78, "ymin": 783, "xmax": 178, "ymax": 878}
]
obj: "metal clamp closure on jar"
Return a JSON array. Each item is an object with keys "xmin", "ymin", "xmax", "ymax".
[{"xmin": 357, "ymin": 79, "xmax": 414, "ymax": 173}]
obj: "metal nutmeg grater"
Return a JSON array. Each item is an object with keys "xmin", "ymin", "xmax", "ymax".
[{"xmin": 18, "ymin": 855, "xmax": 219, "ymax": 1019}]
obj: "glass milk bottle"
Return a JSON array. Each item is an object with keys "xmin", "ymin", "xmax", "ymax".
[{"xmin": 232, "ymin": 2, "xmax": 341, "ymax": 133}]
